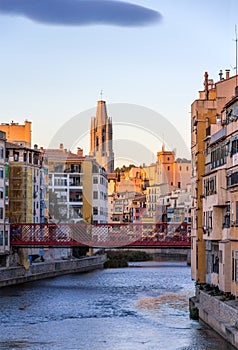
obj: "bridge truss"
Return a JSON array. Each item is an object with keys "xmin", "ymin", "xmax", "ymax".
[{"xmin": 10, "ymin": 223, "xmax": 191, "ymax": 248}]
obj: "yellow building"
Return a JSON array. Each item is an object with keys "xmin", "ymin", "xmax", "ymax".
[
  {"xmin": 191, "ymin": 70, "xmax": 238, "ymax": 284},
  {"xmin": 6, "ymin": 142, "xmax": 42, "ymax": 224}
]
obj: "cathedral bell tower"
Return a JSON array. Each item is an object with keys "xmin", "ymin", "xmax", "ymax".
[{"xmin": 90, "ymin": 100, "xmax": 114, "ymax": 173}]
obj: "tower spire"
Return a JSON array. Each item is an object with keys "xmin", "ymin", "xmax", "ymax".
[{"xmin": 90, "ymin": 99, "xmax": 114, "ymax": 173}]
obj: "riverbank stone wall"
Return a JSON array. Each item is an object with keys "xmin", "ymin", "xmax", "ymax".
[
  {"xmin": 0, "ymin": 255, "xmax": 107, "ymax": 288},
  {"xmin": 192, "ymin": 286, "xmax": 238, "ymax": 348}
]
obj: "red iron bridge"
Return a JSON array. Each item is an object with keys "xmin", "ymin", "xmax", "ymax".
[{"xmin": 10, "ymin": 223, "xmax": 191, "ymax": 249}]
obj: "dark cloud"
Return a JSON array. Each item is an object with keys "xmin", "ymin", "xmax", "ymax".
[{"xmin": 0, "ymin": 0, "xmax": 162, "ymax": 27}]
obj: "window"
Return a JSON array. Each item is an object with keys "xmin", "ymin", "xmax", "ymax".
[
  {"xmin": 204, "ymin": 210, "xmax": 213, "ymax": 230},
  {"xmin": 232, "ymin": 250, "xmax": 238, "ymax": 283},
  {"xmin": 231, "ymin": 139, "xmax": 238, "ymax": 156},
  {"xmin": 236, "ymin": 201, "xmax": 238, "ymax": 225},
  {"xmin": 167, "ymin": 166, "xmax": 170, "ymax": 171},
  {"xmin": 211, "ymin": 143, "xmax": 227, "ymax": 169},
  {"xmin": 212, "ymin": 254, "xmax": 219, "ymax": 274},
  {"xmin": 209, "ymin": 211, "xmax": 213, "ymax": 229},
  {"xmin": 5, "ymin": 230, "xmax": 8, "ymax": 246},
  {"xmin": 227, "ymin": 171, "xmax": 238, "ymax": 187},
  {"xmin": 0, "ymin": 167, "xmax": 3, "ymax": 179},
  {"xmin": 223, "ymin": 206, "xmax": 230, "ymax": 228},
  {"xmin": 204, "ymin": 176, "xmax": 216, "ymax": 196},
  {"xmin": 0, "ymin": 230, "xmax": 3, "ymax": 245},
  {"xmin": 93, "ymin": 177, "xmax": 98, "ymax": 184},
  {"xmin": 115, "ymin": 207, "xmax": 122, "ymax": 212},
  {"xmin": 33, "ymin": 154, "xmax": 39, "ymax": 165},
  {"xmin": 14, "ymin": 152, "xmax": 19, "ymax": 161},
  {"xmin": 93, "ymin": 191, "xmax": 98, "ymax": 200},
  {"xmin": 0, "ymin": 147, "xmax": 4, "ymax": 158},
  {"xmin": 93, "ymin": 207, "xmax": 98, "ymax": 215},
  {"xmin": 0, "ymin": 188, "xmax": 3, "ymax": 199},
  {"xmin": 0, "ymin": 207, "xmax": 3, "ymax": 219},
  {"xmin": 231, "ymin": 202, "xmax": 235, "ymax": 224}
]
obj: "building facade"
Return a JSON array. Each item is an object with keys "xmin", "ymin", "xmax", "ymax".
[
  {"xmin": 0, "ymin": 131, "xmax": 10, "ymax": 263},
  {"xmin": 46, "ymin": 145, "xmax": 108, "ymax": 224},
  {"xmin": 200, "ymin": 87, "xmax": 238, "ymax": 296},
  {"xmin": 191, "ymin": 70, "xmax": 238, "ymax": 284},
  {"xmin": 155, "ymin": 146, "xmax": 191, "ymax": 191},
  {"xmin": 6, "ymin": 142, "xmax": 43, "ymax": 224},
  {"xmin": 0, "ymin": 120, "xmax": 32, "ymax": 148}
]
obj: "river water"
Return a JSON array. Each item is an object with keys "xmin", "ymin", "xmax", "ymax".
[{"xmin": 0, "ymin": 260, "xmax": 236, "ymax": 350}]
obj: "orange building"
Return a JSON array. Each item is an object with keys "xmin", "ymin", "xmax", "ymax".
[
  {"xmin": 0, "ymin": 120, "xmax": 31, "ymax": 148},
  {"xmin": 156, "ymin": 146, "xmax": 191, "ymax": 191}
]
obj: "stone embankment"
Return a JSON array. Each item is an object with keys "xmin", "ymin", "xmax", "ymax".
[
  {"xmin": 0, "ymin": 254, "xmax": 107, "ymax": 288},
  {"xmin": 190, "ymin": 286, "xmax": 238, "ymax": 348}
]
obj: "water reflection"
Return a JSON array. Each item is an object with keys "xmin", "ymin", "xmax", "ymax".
[{"xmin": 0, "ymin": 260, "xmax": 235, "ymax": 350}]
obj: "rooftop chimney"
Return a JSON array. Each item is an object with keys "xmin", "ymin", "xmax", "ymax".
[
  {"xmin": 59, "ymin": 143, "xmax": 64, "ymax": 150},
  {"xmin": 204, "ymin": 72, "xmax": 209, "ymax": 100},
  {"xmin": 219, "ymin": 70, "xmax": 223, "ymax": 81},
  {"xmin": 77, "ymin": 147, "xmax": 83, "ymax": 157},
  {"xmin": 225, "ymin": 69, "xmax": 230, "ymax": 79}
]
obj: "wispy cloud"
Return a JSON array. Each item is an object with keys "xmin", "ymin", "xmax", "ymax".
[{"xmin": 0, "ymin": 0, "xmax": 162, "ymax": 27}]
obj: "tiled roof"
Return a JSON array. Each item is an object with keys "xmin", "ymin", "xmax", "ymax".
[{"xmin": 45, "ymin": 149, "xmax": 85, "ymax": 161}]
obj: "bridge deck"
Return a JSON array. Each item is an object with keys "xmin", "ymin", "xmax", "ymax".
[{"xmin": 10, "ymin": 223, "xmax": 191, "ymax": 248}]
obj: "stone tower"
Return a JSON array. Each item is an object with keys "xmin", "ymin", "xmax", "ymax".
[{"xmin": 90, "ymin": 100, "xmax": 114, "ymax": 173}]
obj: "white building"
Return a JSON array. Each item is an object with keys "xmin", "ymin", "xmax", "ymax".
[
  {"xmin": 46, "ymin": 145, "xmax": 108, "ymax": 224},
  {"xmin": 0, "ymin": 131, "xmax": 9, "ymax": 261}
]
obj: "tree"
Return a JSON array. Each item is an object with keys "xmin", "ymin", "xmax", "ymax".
[{"xmin": 49, "ymin": 189, "xmax": 61, "ymax": 222}]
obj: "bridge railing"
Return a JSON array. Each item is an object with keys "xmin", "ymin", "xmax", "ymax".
[{"xmin": 10, "ymin": 222, "xmax": 191, "ymax": 247}]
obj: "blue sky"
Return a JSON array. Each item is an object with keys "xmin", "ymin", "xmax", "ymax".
[{"xmin": 0, "ymin": 0, "xmax": 238, "ymax": 165}]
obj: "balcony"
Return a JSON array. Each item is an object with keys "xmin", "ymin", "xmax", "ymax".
[
  {"xmin": 203, "ymin": 169, "xmax": 227, "ymax": 208},
  {"xmin": 210, "ymin": 126, "xmax": 226, "ymax": 144}
]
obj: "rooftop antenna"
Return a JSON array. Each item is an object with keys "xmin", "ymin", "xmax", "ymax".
[
  {"xmin": 162, "ymin": 133, "xmax": 165, "ymax": 151},
  {"xmin": 100, "ymin": 89, "xmax": 103, "ymax": 101},
  {"xmin": 235, "ymin": 25, "xmax": 238, "ymax": 85}
]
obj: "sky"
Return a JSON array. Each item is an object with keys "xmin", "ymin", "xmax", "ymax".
[{"xmin": 1, "ymin": 0, "xmax": 238, "ymax": 167}]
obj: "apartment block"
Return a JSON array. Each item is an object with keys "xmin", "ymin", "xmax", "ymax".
[
  {"xmin": 6, "ymin": 142, "xmax": 43, "ymax": 224},
  {"xmin": 191, "ymin": 70, "xmax": 238, "ymax": 284},
  {"xmin": 46, "ymin": 145, "xmax": 108, "ymax": 224}
]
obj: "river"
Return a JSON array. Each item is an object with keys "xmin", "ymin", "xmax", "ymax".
[{"xmin": 0, "ymin": 260, "xmax": 236, "ymax": 350}]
